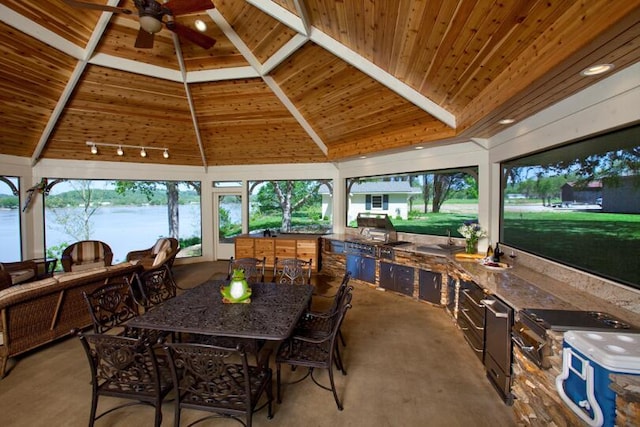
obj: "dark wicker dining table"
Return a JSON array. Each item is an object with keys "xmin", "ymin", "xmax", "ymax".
[{"xmin": 127, "ymin": 280, "xmax": 314, "ymax": 341}]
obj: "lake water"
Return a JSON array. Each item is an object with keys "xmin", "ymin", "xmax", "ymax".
[{"xmin": 0, "ymin": 205, "xmax": 213, "ymax": 263}]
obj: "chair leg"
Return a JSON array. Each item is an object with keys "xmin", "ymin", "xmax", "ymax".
[
  {"xmin": 154, "ymin": 401, "xmax": 162, "ymax": 427},
  {"xmin": 328, "ymin": 363, "xmax": 343, "ymax": 411},
  {"xmin": 266, "ymin": 373, "xmax": 274, "ymax": 419},
  {"xmin": 276, "ymin": 362, "xmax": 282, "ymax": 403},
  {"xmin": 339, "ymin": 330, "xmax": 347, "ymax": 347},
  {"xmin": 174, "ymin": 396, "xmax": 181, "ymax": 427},
  {"xmin": 88, "ymin": 395, "xmax": 98, "ymax": 427}
]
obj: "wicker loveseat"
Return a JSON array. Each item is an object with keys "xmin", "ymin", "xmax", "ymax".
[{"xmin": 0, "ymin": 262, "xmax": 141, "ymax": 378}]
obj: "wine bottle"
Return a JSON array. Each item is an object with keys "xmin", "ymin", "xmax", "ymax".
[{"xmin": 486, "ymin": 241, "xmax": 494, "ymax": 258}]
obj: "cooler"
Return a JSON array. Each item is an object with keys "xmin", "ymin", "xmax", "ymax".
[{"xmin": 555, "ymin": 330, "xmax": 640, "ymax": 427}]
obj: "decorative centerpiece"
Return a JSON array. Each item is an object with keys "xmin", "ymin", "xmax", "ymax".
[
  {"xmin": 457, "ymin": 220, "xmax": 487, "ymax": 254},
  {"xmin": 220, "ymin": 268, "xmax": 252, "ymax": 303}
]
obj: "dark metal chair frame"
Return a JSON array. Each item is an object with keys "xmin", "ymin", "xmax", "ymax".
[
  {"xmin": 129, "ymin": 263, "xmax": 177, "ymax": 310},
  {"xmin": 82, "ymin": 279, "xmax": 140, "ymax": 336},
  {"xmin": 276, "ymin": 293, "xmax": 353, "ymax": 410},
  {"xmin": 273, "ymin": 257, "xmax": 312, "ymax": 285},
  {"xmin": 77, "ymin": 331, "xmax": 173, "ymax": 427},
  {"xmin": 226, "ymin": 256, "xmax": 266, "ymax": 283},
  {"xmin": 163, "ymin": 341, "xmax": 274, "ymax": 427},
  {"xmin": 296, "ymin": 272, "xmax": 353, "ymax": 349}
]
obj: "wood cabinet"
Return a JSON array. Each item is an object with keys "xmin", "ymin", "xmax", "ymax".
[
  {"xmin": 379, "ymin": 261, "xmax": 414, "ymax": 296},
  {"xmin": 234, "ymin": 235, "xmax": 320, "ymax": 271},
  {"xmin": 254, "ymin": 238, "xmax": 275, "ymax": 266},
  {"xmin": 419, "ymin": 269, "xmax": 442, "ymax": 304}
]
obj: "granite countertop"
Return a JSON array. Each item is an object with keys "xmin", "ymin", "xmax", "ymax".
[{"xmin": 320, "ymin": 235, "xmax": 640, "ymax": 328}]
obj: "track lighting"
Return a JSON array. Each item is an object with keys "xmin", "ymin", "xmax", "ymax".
[{"xmin": 86, "ymin": 142, "xmax": 169, "ymax": 159}]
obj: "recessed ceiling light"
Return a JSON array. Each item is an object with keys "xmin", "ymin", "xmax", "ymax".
[
  {"xmin": 359, "ymin": 156, "xmax": 367, "ymax": 159},
  {"xmin": 498, "ymin": 118, "xmax": 515, "ymax": 125},
  {"xmin": 580, "ymin": 63, "xmax": 614, "ymax": 76},
  {"xmin": 414, "ymin": 146, "xmax": 424, "ymax": 150},
  {"xmin": 195, "ymin": 19, "xmax": 207, "ymax": 32}
]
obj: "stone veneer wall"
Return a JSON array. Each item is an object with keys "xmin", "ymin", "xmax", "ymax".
[{"xmin": 506, "ymin": 247, "xmax": 640, "ymax": 315}]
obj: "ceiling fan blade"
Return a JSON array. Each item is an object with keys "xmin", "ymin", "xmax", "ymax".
[
  {"xmin": 135, "ymin": 28, "xmax": 155, "ymax": 49},
  {"xmin": 164, "ymin": 0, "xmax": 214, "ymax": 16},
  {"xmin": 166, "ymin": 21, "xmax": 216, "ymax": 49},
  {"xmin": 62, "ymin": 0, "xmax": 132, "ymax": 14}
]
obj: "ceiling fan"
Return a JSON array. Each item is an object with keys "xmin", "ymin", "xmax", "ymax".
[{"xmin": 62, "ymin": 0, "xmax": 216, "ymax": 49}]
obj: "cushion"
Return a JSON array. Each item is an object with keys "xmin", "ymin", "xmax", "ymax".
[
  {"xmin": 151, "ymin": 238, "xmax": 171, "ymax": 255},
  {"xmin": 152, "ymin": 248, "xmax": 169, "ymax": 267},
  {"xmin": 55, "ymin": 267, "xmax": 108, "ymax": 282},
  {"xmin": 0, "ymin": 277, "xmax": 58, "ymax": 300},
  {"xmin": 9, "ymin": 269, "xmax": 36, "ymax": 285},
  {"xmin": 70, "ymin": 261, "xmax": 106, "ymax": 272},
  {"xmin": 70, "ymin": 241, "xmax": 105, "ymax": 262}
]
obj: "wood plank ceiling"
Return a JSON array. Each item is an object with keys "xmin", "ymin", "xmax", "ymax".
[{"xmin": 1, "ymin": 0, "xmax": 639, "ymax": 168}]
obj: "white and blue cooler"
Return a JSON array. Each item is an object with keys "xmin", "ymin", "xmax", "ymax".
[{"xmin": 556, "ymin": 330, "xmax": 640, "ymax": 427}]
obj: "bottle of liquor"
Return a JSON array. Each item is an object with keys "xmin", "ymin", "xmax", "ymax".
[{"xmin": 486, "ymin": 241, "xmax": 494, "ymax": 258}]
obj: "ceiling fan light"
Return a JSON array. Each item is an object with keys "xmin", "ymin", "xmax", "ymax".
[
  {"xmin": 140, "ymin": 147, "xmax": 147, "ymax": 158},
  {"xmin": 139, "ymin": 15, "xmax": 163, "ymax": 34},
  {"xmin": 117, "ymin": 146, "xmax": 124, "ymax": 156},
  {"xmin": 90, "ymin": 144, "xmax": 98, "ymax": 154},
  {"xmin": 163, "ymin": 149, "xmax": 169, "ymax": 159},
  {"xmin": 195, "ymin": 19, "xmax": 207, "ymax": 32}
]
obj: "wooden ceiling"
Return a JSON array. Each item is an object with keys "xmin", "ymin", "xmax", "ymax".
[{"xmin": 1, "ymin": 0, "xmax": 639, "ymax": 168}]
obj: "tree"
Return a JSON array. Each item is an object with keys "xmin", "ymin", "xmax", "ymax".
[
  {"xmin": 253, "ymin": 180, "xmax": 328, "ymax": 233},
  {"xmin": 114, "ymin": 180, "xmax": 201, "ymax": 239},
  {"xmin": 48, "ymin": 180, "xmax": 102, "ymax": 240}
]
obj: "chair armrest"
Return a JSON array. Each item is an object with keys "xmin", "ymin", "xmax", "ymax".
[{"xmin": 126, "ymin": 248, "xmax": 152, "ymax": 262}]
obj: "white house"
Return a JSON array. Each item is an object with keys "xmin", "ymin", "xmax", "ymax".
[{"xmin": 319, "ymin": 181, "xmax": 421, "ymax": 223}]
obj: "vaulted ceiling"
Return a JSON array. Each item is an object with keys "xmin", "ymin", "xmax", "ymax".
[{"xmin": 1, "ymin": 0, "xmax": 639, "ymax": 169}]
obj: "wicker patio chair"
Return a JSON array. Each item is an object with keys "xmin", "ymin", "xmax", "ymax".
[
  {"xmin": 76, "ymin": 331, "xmax": 173, "ymax": 427},
  {"xmin": 61, "ymin": 240, "xmax": 113, "ymax": 272},
  {"xmin": 126, "ymin": 237, "xmax": 179, "ymax": 270},
  {"xmin": 273, "ymin": 258, "xmax": 312, "ymax": 285},
  {"xmin": 276, "ymin": 293, "xmax": 353, "ymax": 410},
  {"xmin": 162, "ymin": 341, "xmax": 273, "ymax": 427}
]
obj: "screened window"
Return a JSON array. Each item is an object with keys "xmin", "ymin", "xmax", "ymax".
[
  {"xmin": 247, "ymin": 180, "xmax": 332, "ymax": 234},
  {"xmin": 0, "ymin": 176, "xmax": 21, "ymax": 261},
  {"xmin": 44, "ymin": 179, "xmax": 202, "ymax": 264},
  {"xmin": 347, "ymin": 168, "xmax": 480, "ymax": 237},
  {"xmin": 501, "ymin": 123, "xmax": 640, "ymax": 289}
]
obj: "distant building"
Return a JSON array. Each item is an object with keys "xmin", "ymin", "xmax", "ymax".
[
  {"xmin": 561, "ymin": 177, "xmax": 640, "ymax": 213},
  {"xmin": 561, "ymin": 181, "xmax": 602, "ymax": 205},
  {"xmin": 319, "ymin": 181, "xmax": 421, "ymax": 222}
]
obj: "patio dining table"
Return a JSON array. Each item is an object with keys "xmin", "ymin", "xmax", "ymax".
[{"xmin": 127, "ymin": 280, "xmax": 314, "ymax": 341}]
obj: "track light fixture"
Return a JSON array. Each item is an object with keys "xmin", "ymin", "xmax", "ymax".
[{"xmin": 86, "ymin": 142, "xmax": 169, "ymax": 159}]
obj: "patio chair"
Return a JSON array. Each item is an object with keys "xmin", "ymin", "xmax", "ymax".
[
  {"xmin": 273, "ymin": 258, "xmax": 312, "ymax": 285},
  {"xmin": 76, "ymin": 331, "xmax": 173, "ymax": 427},
  {"xmin": 163, "ymin": 341, "xmax": 273, "ymax": 427},
  {"xmin": 61, "ymin": 240, "xmax": 113, "ymax": 272},
  {"xmin": 226, "ymin": 256, "xmax": 266, "ymax": 283},
  {"xmin": 276, "ymin": 292, "xmax": 353, "ymax": 410},
  {"xmin": 128, "ymin": 263, "xmax": 177, "ymax": 311},
  {"xmin": 296, "ymin": 272, "xmax": 352, "ymax": 349},
  {"xmin": 126, "ymin": 237, "xmax": 179, "ymax": 270},
  {"xmin": 82, "ymin": 279, "xmax": 140, "ymax": 336}
]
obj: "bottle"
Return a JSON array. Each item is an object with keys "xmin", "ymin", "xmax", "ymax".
[
  {"xmin": 486, "ymin": 241, "xmax": 493, "ymax": 258},
  {"xmin": 492, "ymin": 242, "xmax": 503, "ymax": 262}
]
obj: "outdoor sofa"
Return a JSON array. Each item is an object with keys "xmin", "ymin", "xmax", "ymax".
[{"xmin": 0, "ymin": 261, "xmax": 142, "ymax": 377}]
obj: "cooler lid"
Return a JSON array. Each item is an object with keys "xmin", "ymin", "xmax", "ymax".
[{"xmin": 564, "ymin": 330, "xmax": 640, "ymax": 374}]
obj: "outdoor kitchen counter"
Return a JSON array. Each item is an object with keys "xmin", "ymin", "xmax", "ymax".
[
  {"xmin": 321, "ymin": 235, "xmax": 640, "ymax": 327},
  {"xmin": 449, "ymin": 257, "xmax": 640, "ymax": 328}
]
